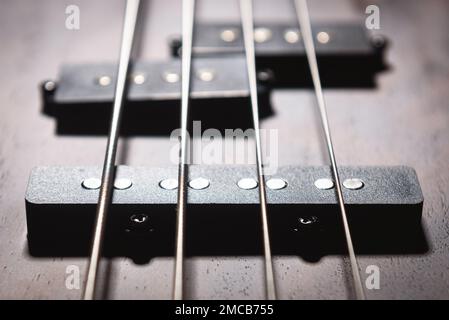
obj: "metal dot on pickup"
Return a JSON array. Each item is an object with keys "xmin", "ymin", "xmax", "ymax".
[
  {"xmin": 343, "ymin": 178, "xmax": 364, "ymax": 190},
  {"xmin": 316, "ymin": 31, "xmax": 330, "ymax": 44},
  {"xmin": 197, "ymin": 69, "xmax": 215, "ymax": 82},
  {"xmin": 284, "ymin": 29, "xmax": 301, "ymax": 44},
  {"xmin": 97, "ymin": 75, "xmax": 112, "ymax": 86},
  {"xmin": 314, "ymin": 178, "xmax": 334, "ymax": 190},
  {"xmin": 163, "ymin": 71, "xmax": 180, "ymax": 83},
  {"xmin": 82, "ymin": 178, "xmax": 101, "ymax": 190},
  {"xmin": 266, "ymin": 178, "xmax": 287, "ymax": 190},
  {"xmin": 188, "ymin": 177, "xmax": 210, "ymax": 190},
  {"xmin": 220, "ymin": 29, "xmax": 238, "ymax": 42},
  {"xmin": 237, "ymin": 178, "xmax": 258, "ymax": 190},
  {"xmin": 114, "ymin": 178, "xmax": 132, "ymax": 190},
  {"xmin": 254, "ymin": 27, "xmax": 272, "ymax": 43},
  {"xmin": 159, "ymin": 178, "xmax": 178, "ymax": 190},
  {"xmin": 133, "ymin": 73, "xmax": 146, "ymax": 85}
]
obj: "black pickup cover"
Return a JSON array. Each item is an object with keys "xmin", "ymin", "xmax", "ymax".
[
  {"xmin": 43, "ymin": 57, "xmax": 271, "ymax": 135},
  {"xmin": 25, "ymin": 165, "xmax": 425, "ymax": 261},
  {"xmin": 170, "ymin": 23, "xmax": 388, "ymax": 88}
]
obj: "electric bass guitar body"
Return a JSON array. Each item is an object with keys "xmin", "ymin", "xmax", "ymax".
[{"xmin": 0, "ymin": 0, "xmax": 448, "ymax": 300}]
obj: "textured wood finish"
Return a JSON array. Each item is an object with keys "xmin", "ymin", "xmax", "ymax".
[{"xmin": 0, "ymin": 0, "xmax": 448, "ymax": 299}]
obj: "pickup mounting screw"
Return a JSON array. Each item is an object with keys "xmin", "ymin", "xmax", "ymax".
[
  {"xmin": 44, "ymin": 80, "xmax": 57, "ymax": 92},
  {"xmin": 257, "ymin": 69, "xmax": 274, "ymax": 82},
  {"xmin": 299, "ymin": 216, "xmax": 318, "ymax": 225},
  {"xmin": 130, "ymin": 213, "xmax": 148, "ymax": 224},
  {"xmin": 371, "ymin": 34, "xmax": 386, "ymax": 48}
]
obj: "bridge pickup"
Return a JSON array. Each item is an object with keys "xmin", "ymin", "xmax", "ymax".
[
  {"xmin": 25, "ymin": 165, "xmax": 425, "ymax": 261},
  {"xmin": 42, "ymin": 57, "xmax": 271, "ymax": 135},
  {"xmin": 170, "ymin": 23, "xmax": 388, "ymax": 88}
]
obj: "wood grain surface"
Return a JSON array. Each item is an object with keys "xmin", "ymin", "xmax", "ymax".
[{"xmin": 0, "ymin": 0, "xmax": 448, "ymax": 299}]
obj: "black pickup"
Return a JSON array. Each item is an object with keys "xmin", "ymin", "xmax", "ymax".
[
  {"xmin": 42, "ymin": 57, "xmax": 271, "ymax": 135},
  {"xmin": 170, "ymin": 23, "xmax": 388, "ymax": 88},
  {"xmin": 25, "ymin": 165, "xmax": 426, "ymax": 262}
]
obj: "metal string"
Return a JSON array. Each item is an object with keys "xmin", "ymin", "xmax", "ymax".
[
  {"xmin": 239, "ymin": 0, "xmax": 277, "ymax": 300},
  {"xmin": 173, "ymin": 0, "xmax": 196, "ymax": 301},
  {"xmin": 293, "ymin": 0, "xmax": 366, "ymax": 300},
  {"xmin": 83, "ymin": 0, "xmax": 141, "ymax": 300}
]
